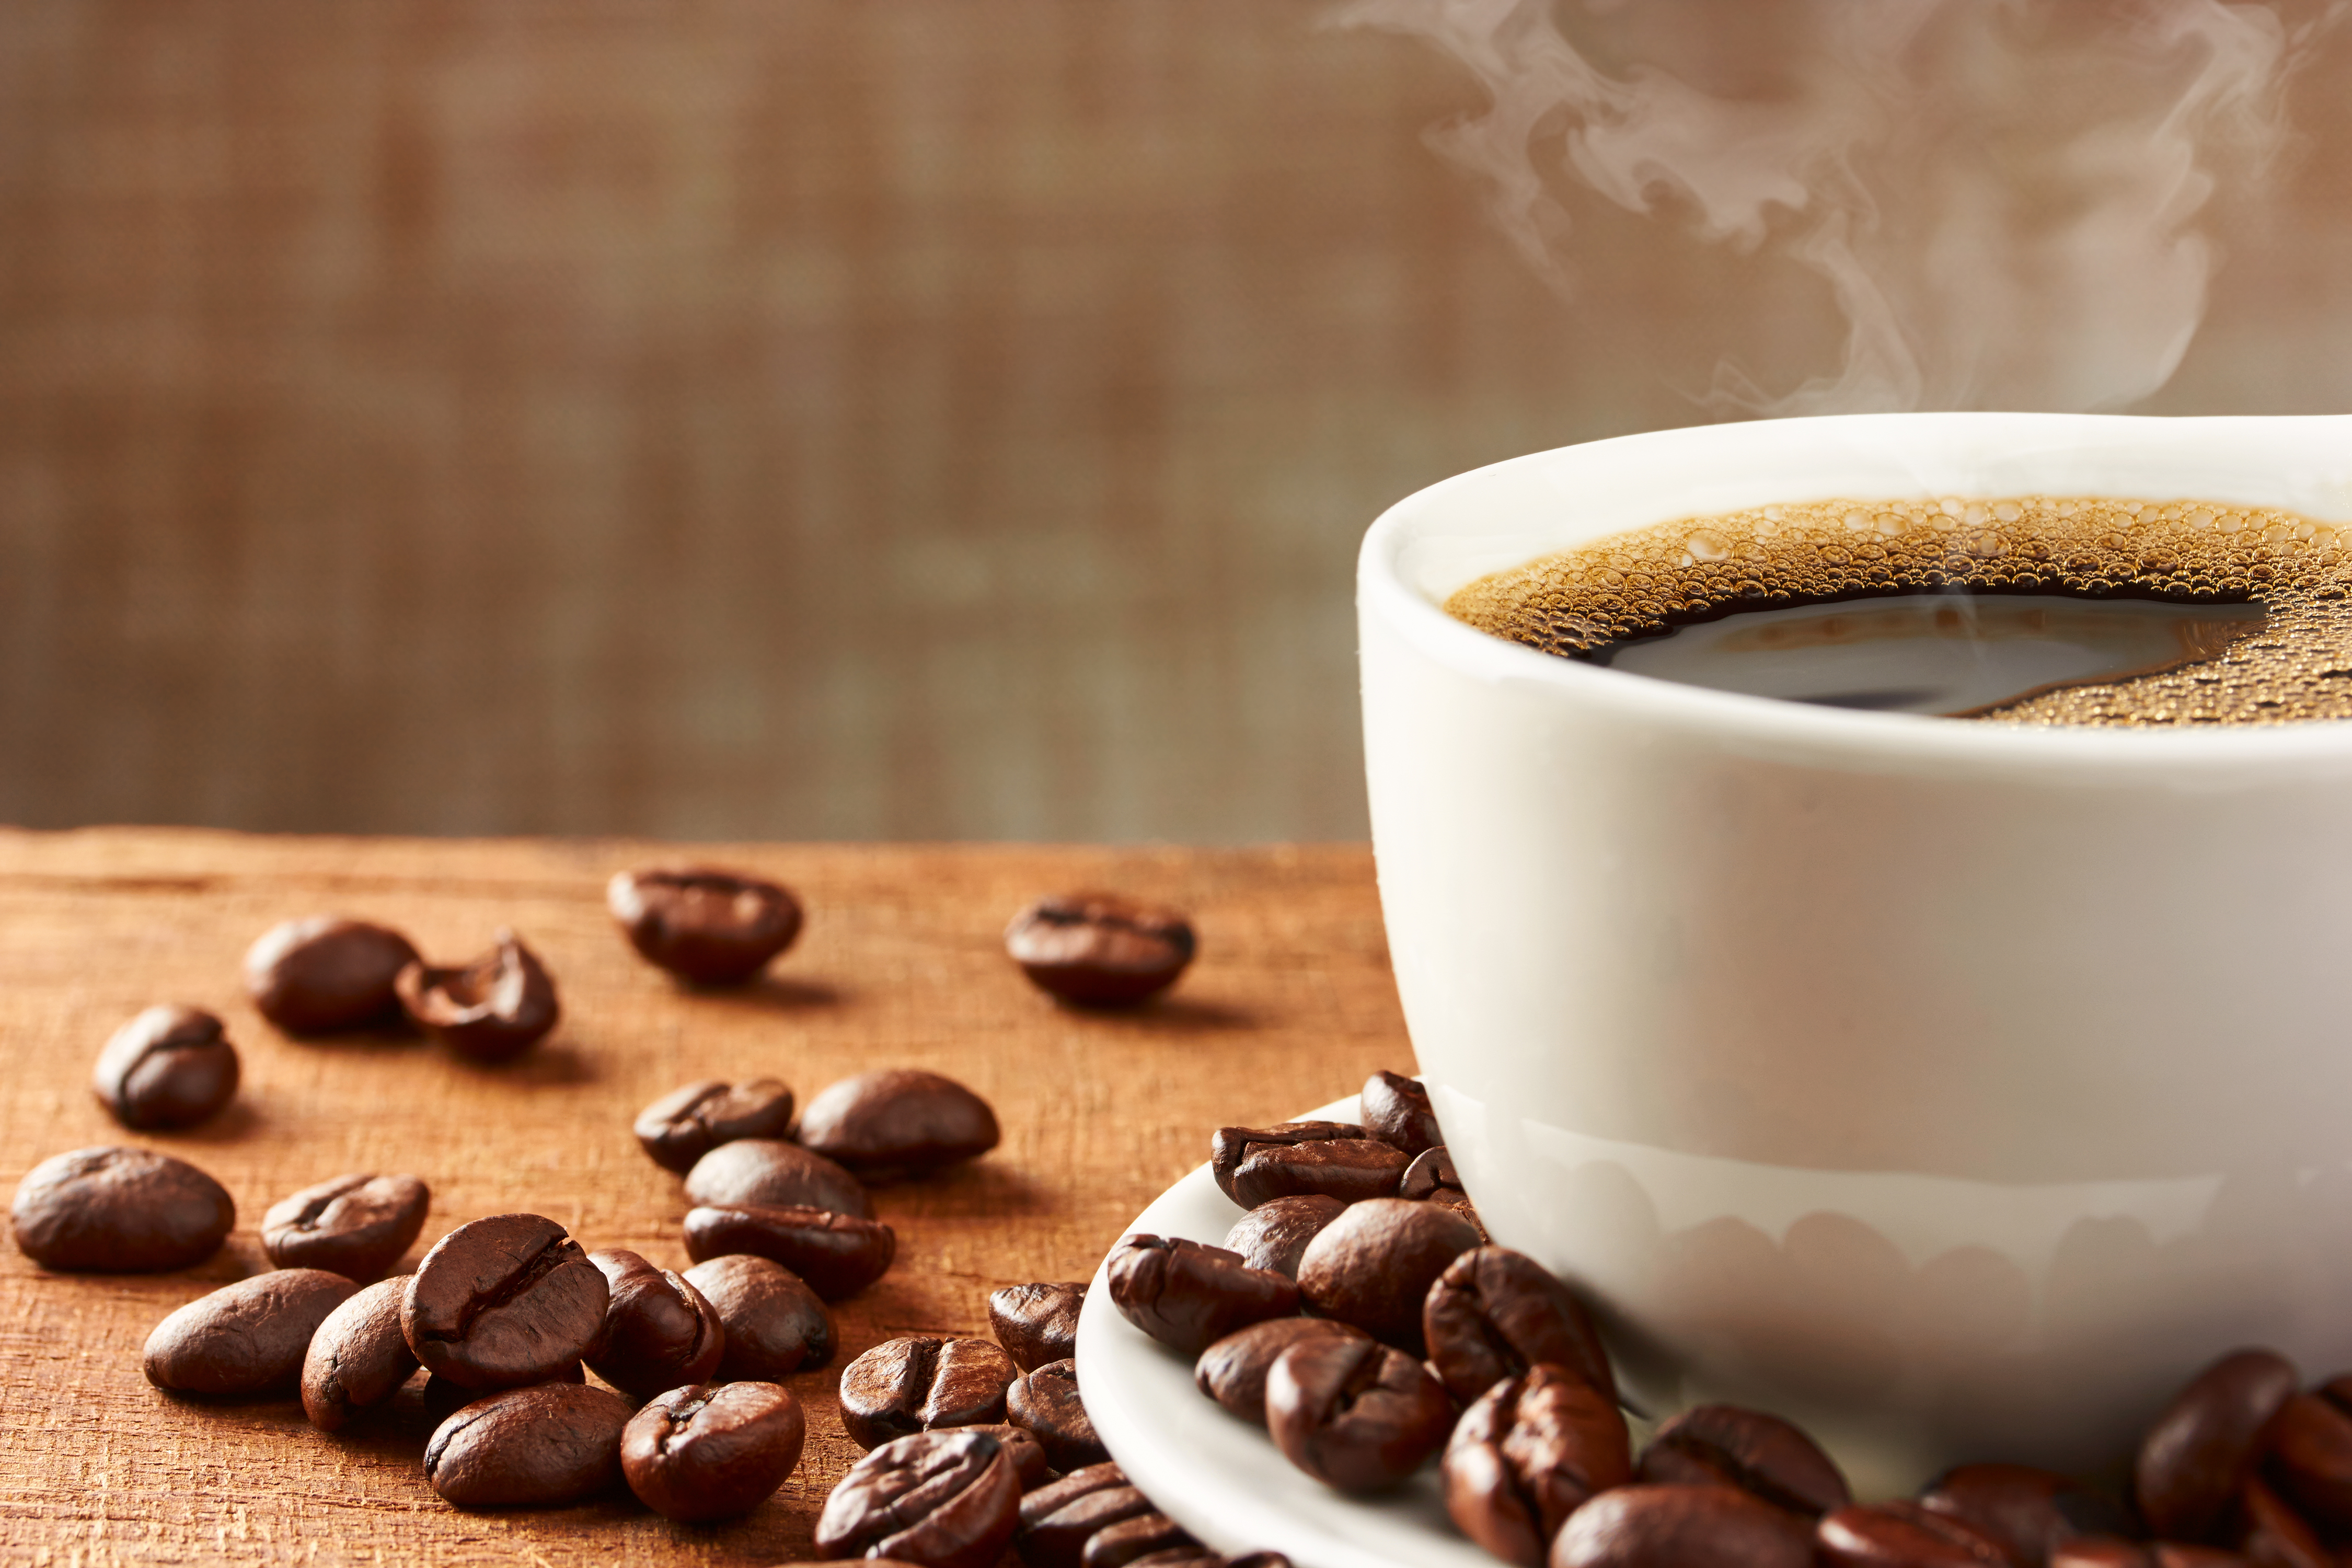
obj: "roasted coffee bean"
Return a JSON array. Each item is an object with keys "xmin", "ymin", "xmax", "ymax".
[
  {"xmin": 302, "ymin": 1277, "xmax": 421, "ymax": 1431},
  {"xmin": 990, "ymin": 1281, "xmax": 1089, "ymax": 1371},
  {"xmin": 2236, "ymin": 1476, "xmax": 2326, "ymax": 1568},
  {"xmin": 1104, "ymin": 1234, "xmax": 1300, "ymax": 1357},
  {"xmin": 1554, "ymin": 1484, "xmax": 1817, "ymax": 1568},
  {"xmin": 2262, "ymin": 1392, "xmax": 2352, "ymax": 1532},
  {"xmin": 424, "ymin": 1381, "xmax": 633, "ymax": 1507},
  {"xmin": 1294, "ymin": 1197, "xmax": 1480, "ymax": 1355},
  {"xmin": 244, "ymin": 916, "xmax": 419, "ymax": 1033},
  {"xmin": 1082, "ymin": 1512, "xmax": 1198, "ymax": 1568},
  {"xmin": 401, "ymin": 1213, "xmax": 608, "ymax": 1390},
  {"xmin": 1221, "ymin": 1195, "xmax": 1345, "ymax": 1278},
  {"xmin": 1007, "ymin": 1358, "xmax": 1109, "ymax": 1472},
  {"xmin": 2136, "ymin": 1350, "xmax": 2300, "ymax": 1542},
  {"xmin": 621, "ymin": 1380, "xmax": 806, "ymax": 1522},
  {"xmin": 11, "ymin": 1145, "xmax": 235, "ymax": 1272},
  {"xmin": 1818, "ymin": 1500, "xmax": 2022, "ymax": 1568},
  {"xmin": 1194, "ymin": 1317, "xmax": 1369, "ymax": 1426},
  {"xmin": 1359, "ymin": 1070, "xmax": 1443, "ymax": 1155},
  {"xmin": 1211, "ymin": 1122, "xmax": 1410, "ymax": 1209},
  {"xmin": 796, "ymin": 1069, "xmax": 1001, "ymax": 1181},
  {"xmin": 422, "ymin": 1362, "xmax": 584, "ymax": 1427},
  {"xmin": 635, "ymin": 1078, "xmax": 797, "ymax": 1172},
  {"xmin": 2053, "ymin": 1540, "xmax": 2250, "ymax": 1568},
  {"xmin": 683, "ymin": 1203, "xmax": 895, "ymax": 1300},
  {"xmin": 815, "ymin": 1428, "xmax": 1024, "ymax": 1568},
  {"xmin": 1423, "ymin": 1244, "xmax": 1616, "ymax": 1405},
  {"xmin": 839, "ymin": 1335, "xmax": 1019, "ymax": 1450},
  {"xmin": 1442, "ymin": 1365, "xmax": 1631, "ymax": 1567},
  {"xmin": 585, "ymin": 1248, "xmax": 725, "ymax": 1400},
  {"xmin": 1265, "ymin": 1333, "xmax": 1452, "ymax": 1492},
  {"xmin": 143, "ymin": 1267, "xmax": 358, "ymax": 1397},
  {"xmin": 394, "ymin": 929, "xmax": 560, "ymax": 1062},
  {"xmin": 1136, "ymin": 1555, "xmax": 1293, "ymax": 1568},
  {"xmin": 682, "ymin": 1253, "xmax": 835, "ymax": 1378},
  {"xmin": 1004, "ymin": 893, "xmax": 1196, "ymax": 1008},
  {"xmin": 1019, "ymin": 1465, "xmax": 1151, "ymax": 1568},
  {"xmin": 960, "ymin": 1422, "xmax": 1053, "ymax": 1490},
  {"xmin": 684, "ymin": 1137, "xmax": 874, "ymax": 1219},
  {"xmin": 91, "ymin": 1006, "xmax": 239, "ymax": 1130},
  {"xmin": 1638, "ymin": 1402, "xmax": 1852, "ymax": 1516},
  {"xmin": 1397, "ymin": 1146, "xmax": 1462, "ymax": 1201},
  {"xmin": 261, "ymin": 1172, "xmax": 430, "ymax": 1282},
  {"xmin": 608, "ymin": 865, "xmax": 804, "ymax": 985},
  {"xmin": 1920, "ymin": 1464, "xmax": 2132, "ymax": 1567}
]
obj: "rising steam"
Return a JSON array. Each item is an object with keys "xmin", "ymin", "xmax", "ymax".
[{"xmin": 1336, "ymin": 0, "xmax": 2341, "ymax": 415}]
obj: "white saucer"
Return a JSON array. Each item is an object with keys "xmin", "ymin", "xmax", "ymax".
[{"xmin": 1074, "ymin": 1094, "xmax": 1496, "ymax": 1568}]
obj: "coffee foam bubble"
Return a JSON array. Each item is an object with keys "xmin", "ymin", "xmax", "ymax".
[{"xmin": 1445, "ymin": 497, "xmax": 2352, "ymax": 726}]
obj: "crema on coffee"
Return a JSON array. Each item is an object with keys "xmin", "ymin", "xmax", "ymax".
[{"xmin": 1444, "ymin": 496, "xmax": 2352, "ymax": 724}]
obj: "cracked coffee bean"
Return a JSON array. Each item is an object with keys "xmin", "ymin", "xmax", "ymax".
[
  {"xmin": 1295, "ymin": 1196, "xmax": 1480, "ymax": 1355},
  {"xmin": 1082, "ymin": 1512, "xmax": 1197, "ymax": 1568},
  {"xmin": 401, "ymin": 1212, "xmax": 608, "ymax": 1390},
  {"xmin": 302, "ymin": 1276, "xmax": 421, "ymax": 1431},
  {"xmin": 1004, "ymin": 893, "xmax": 1196, "ymax": 1007},
  {"xmin": 1919, "ymin": 1464, "xmax": 2131, "ymax": 1567},
  {"xmin": 621, "ymin": 1379, "xmax": 806, "ymax": 1522},
  {"xmin": 1007, "ymin": 1358, "xmax": 1109, "ymax": 1472},
  {"xmin": 1210, "ymin": 1123, "xmax": 1409, "ymax": 1209},
  {"xmin": 424, "ymin": 1382, "xmax": 633, "ymax": 1508},
  {"xmin": 144, "ymin": 1267, "xmax": 360, "ymax": 1397},
  {"xmin": 1818, "ymin": 1500, "xmax": 2022, "ymax": 1568},
  {"xmin": 683, "ymin": 1203, "xmax": 895, "ymax": 1301},
  {"xmin": 839, "ymin": 1335, "xmax": 1018, "ymax": 1450},
  {"xmin": 1423, "ymin": 1244, "xmax": 1616, "ymax": 1406},
  {"xmin": 395, "ymin": 929, "xmax": 560, "ymax": 1062},
  {"xmin": 1359, "ymin": 1070, "xmax": 1443, "ymax": 1155},
  {"xmin": 585, "ymin": 1248, "xmax": 725, "ymax": 1400},
  {"xmin": 1265, "ymin": 1333, "xmax": 1452, "ymax": 1493},
  {"xmin": 1443, "ymin": 1365, "xmax": 1632, "ymax": 1568},
  {"xmin": 1104, "ymin": 1233, "xmax": 1300, "ymax": 1357},
  {"xmin": 91, "ymin": 1005, "xmax": 239, "ymax": 1130},
  {"xmin": 796, "ymin": 1069, "xmax": 1001, "ymax": 1182},
  {"xmin": 1638, "ymin": 1402, "xmax": 1853, "ymax": 1516},
  {"xmin": 1195, "ymin": 1317, "xmax": 1368, "ymax": 1427},
  {"xmin": 682, "ymin": 1253, "xmax": 835, "ymax": 1379},
  {"xmin": 1221, "ymin": 1195, "xmax": 1344, "ymax": 1279},
  {"xmin": 989, "ymin": 1281, "xmax": 1088, "ymax": 1373},
  {"xmin": 609, "ymin": 864, "xmax": 804, "ymax": 985},
  {"xmin": 11, "ymin": 1145, "xmax": 235, "ymax": 1272},
  {"xmin": 2266, "ymin": 1390, "xmax": 2352, "ymax": 1532},
  {"xmin": 261, "ymin": 1172, "xmax": 430, "ymax": 1282},
  {"xmin": 1554, "ymin": 1484, "xmax": 1817, "ymax": 1568},
  {"xmin": 244, "ymin": 916, "xmax": 419, "ymax": 1034},
  {"xmin": 1018, "ymin": 1465, "xmax": 1152, "ymax": 1568},
  {"xmin": 2135, "ymin": 1350, "xmax": 2300, "ymax": 1542},
  {"xmin": 815, "ymin": 1428, "xmax": 1024, "ymax": 1568},
  {"xmin": 684, "ymin": 1137, "xmax": 873, "ymax": 1219},
  {"xmin": 634, "ymin": 1078, "xmax": 797, "ymax": 1172}
]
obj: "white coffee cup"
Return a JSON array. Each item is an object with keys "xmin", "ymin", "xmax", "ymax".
[{"xmin": 1357, "ymin": 411, "xmax": 2352, "ymax": 1496}]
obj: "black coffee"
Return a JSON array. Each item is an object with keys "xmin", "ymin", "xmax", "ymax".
[{"xmin": 1446, "ymin": 496, "xmax": 2352, "ymax": 724}]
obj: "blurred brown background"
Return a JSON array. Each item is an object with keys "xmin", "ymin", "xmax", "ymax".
[{"xmin": 4, "ymin": 1, "xmax": 2350, "ymax": 841}]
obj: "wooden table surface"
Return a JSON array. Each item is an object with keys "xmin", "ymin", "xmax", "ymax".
[{"xmin": 0, "ymin": 828, "xmax": 1412, "ymax": 1566}]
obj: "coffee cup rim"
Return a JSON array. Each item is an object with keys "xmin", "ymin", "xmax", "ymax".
[{"xmin": 1359, "ymin": 410, "xmax": 2352, "ymax": 773}]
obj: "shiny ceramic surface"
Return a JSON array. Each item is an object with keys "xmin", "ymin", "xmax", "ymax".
[{"xmin": 1357, "ymin": 413, "xmax": 2352, "ymax": 1493}]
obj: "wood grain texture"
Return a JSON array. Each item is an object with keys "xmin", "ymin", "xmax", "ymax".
[{"xmin": 0, "ymin": 827, "xmax": 1412, "ymax": 1564}]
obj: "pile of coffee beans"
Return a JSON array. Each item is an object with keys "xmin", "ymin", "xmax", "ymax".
[
  {"xmin": 8, "ymin": 864, "xmax": 1291, "ymax": 1557},
  {"xmin": 1114, "ymin": 1069, "xmax": 2352, "ymax": 1568}
]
